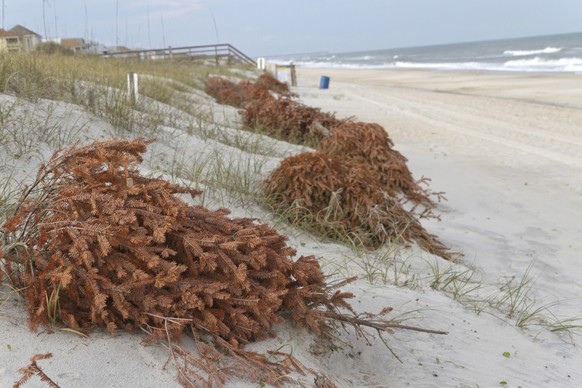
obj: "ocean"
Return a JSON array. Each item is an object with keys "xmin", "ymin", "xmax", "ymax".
[{"xmin": 274, "ymin": 32, "xmax": 582, "ymax": 73}]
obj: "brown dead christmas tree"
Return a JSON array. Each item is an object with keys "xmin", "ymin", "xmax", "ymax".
[
  {"xmin": 1, "ymin": 138, "xmax": 446, "ymax": 387},
  {"xmin": 264, "ymin": 151, "xmax": 451, "ymax": 259}
]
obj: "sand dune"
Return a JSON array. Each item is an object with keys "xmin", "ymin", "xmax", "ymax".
[{"xmin": 2, "ymin": 67, "xmax": 582, "ymax": 387}]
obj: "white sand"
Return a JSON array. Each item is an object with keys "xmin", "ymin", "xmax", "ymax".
[
  {"xmin": 295, "ymin": 68, "xmax": 582, "ymax": 293},
  {"xmin": 295, "ymin": 68, "xmax": 582, "ymax": 385},
  {"xmin": 2, "ymin": 67, "xmax": 582, "ymax": 387}
]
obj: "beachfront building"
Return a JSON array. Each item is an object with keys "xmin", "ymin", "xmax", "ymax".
[
  {"xmin": 0, "ymin": 25, "xmax": 42, "ymax": 53},
  {"xmin": 60, "ymin": 38, "xmax": 90, "ymax": 53}
]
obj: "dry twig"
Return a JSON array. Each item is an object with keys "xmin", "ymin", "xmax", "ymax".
[{"xmin": 14, "ymin": 353, "xmax": 59, "ymax": 388}]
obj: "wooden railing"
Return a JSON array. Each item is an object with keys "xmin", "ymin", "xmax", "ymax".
[{"xmin": 102, "ymin": 43, "xmax": 256, "ymax": 66}]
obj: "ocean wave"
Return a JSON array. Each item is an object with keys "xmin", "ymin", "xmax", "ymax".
[
  {"xmin": 288, "ymin": 60, "xmax": 503, "ymax": 71},
  {"xmin": 503, "ymin": 47, "xmax": 562, "ymax": 56},
  {"xmin": 503, "ymin": 57, "xmax": 582, "ymax": 71},
  {"xmin": 395, "ymin": 58, "xmax": 582, "ymax": 72},
  {"xmin": 391, "ymin": 61, "xmax": 495, "ymax": 71},
  {"xmin": 343, "ymin": 55, "xmax": 375, "ymax": 61},
  {"xmin": 277, "ymin": 57, "xmax": 582, "ymax": 73},
  {"xmin": 287, "ymin": 60, "xmax": 389, "ymax": 69}
]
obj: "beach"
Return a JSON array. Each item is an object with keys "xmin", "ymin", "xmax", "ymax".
[
  {"xmin": 296, "ymin": 67, "xmax": 582, "ymax": 282},
  {"xmin": 2, "ymin": 64, "xmax": 582, "ymax": 387},
  {"xmin": 295, "ymin": 67, "xmax": 582, "ymax": 384}
]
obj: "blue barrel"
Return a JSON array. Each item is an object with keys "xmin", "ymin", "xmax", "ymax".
[{"xmin": 319, "ymin": 76, "xmax": 330, "ymax": 89}]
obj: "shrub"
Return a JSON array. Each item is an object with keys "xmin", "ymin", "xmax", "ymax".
[
  {"xmin": 204, "ymin": 76, "xmax": 246, "ymax": 107},
  {"xmin": 243, "ymin": 96, "xmax": 342, "ymax": 145},
  {"xmin": 205, "ymin": 75, "xmax": 341, "ymax": 146},
  {"xmin": 204, "ymin": 76, "xmax": 272, "ymax": 108},
  {"xmin": 1, "ymin": 138, "xmax": 345, "ymax": 338},
  {"xmin": 319, "ymin": 121, "xmax": 442, "ymax": 216},
  {"xmin": 264, "ymin": 151, "xmax": 451, "ymax": 259},
  {"xmin": 255, "ymin": 73, "xmax": 289, "ymax": 94},
  {"xmin": 34, "ymin": 41, "xmax": 74, "ymax": 56},
  {"xmin": 0, "ymin": 139, "xmax": 440, "ymax": 385}
]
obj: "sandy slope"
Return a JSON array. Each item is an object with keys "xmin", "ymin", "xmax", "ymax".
[
  {"xmin": 297, "ymin": 68, "xmax": 582, "ymax": 290},
  {"xmin": 1, "ymin": 68, "xmax": 582, "ymax": 387},
  {"xmin": 295, "ymin": 68, "xmax": 582, "ymax": 385}
]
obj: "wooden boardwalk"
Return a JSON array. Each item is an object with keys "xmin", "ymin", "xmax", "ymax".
[{"xmin": 102, "ymin": 43, "xmax": 256, "ymax": 66}]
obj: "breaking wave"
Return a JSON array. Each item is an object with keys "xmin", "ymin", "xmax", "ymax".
[{"xmin": 503, "ymin": 47, "xmax": 562, "ymax": 57}]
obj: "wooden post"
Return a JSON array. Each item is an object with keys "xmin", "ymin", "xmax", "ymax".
[
  {"xmin": 127, "ymin": 72, "xmax": 139, "ymax": 103},
  {"xmin": 290, "ymin": 63, "xmax": 297, "ymax": 87},
  {"xmin": 87, "ymin": 90, "xmax": 95, "ymax": 110}
]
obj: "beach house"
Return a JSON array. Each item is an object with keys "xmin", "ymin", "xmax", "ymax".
[
  {"xmin": 0, "ymin": 25, "xmax": 42, "ymax": 52},
  {"xmin": 60, "ymin": 38, "xmax": 89, "ymax": 53}
]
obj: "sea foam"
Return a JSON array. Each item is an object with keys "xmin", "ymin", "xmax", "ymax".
[
  {"xmin": 503, "ymin": 47, "xmax": 562, "ymax": 57},
  {"xmin": 503, "ymin": 57, "xmax": 582, "ymax": 72}
]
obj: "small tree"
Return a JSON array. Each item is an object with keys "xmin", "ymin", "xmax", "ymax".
[{"xmin": 34, "ymin": 41, "xmax": 74, "ymax": 56}]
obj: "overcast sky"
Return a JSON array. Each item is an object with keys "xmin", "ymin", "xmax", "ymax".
[{"xmin": 3, "ymin": 0, "xmax": 582, "ymax": 57}]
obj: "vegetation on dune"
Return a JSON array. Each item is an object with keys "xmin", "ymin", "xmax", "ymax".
[
  {"xmin": 205, "ymin": 70, "xmax": 450, "ymax": 258},
  {"xmin": 34, "ymin": 41, "xmax": 75, "ymax": 56},
  {"xmin": 0, "ymin": 50, "xmax": 251, "ymax": 103},
  {"xmin": 254, "ymin": 73, "xmax": 290, "ymax": 94},
  {"xmin": 205, "ymin": 73, "xmax": 342, "ymax": 145},
  {"xmin": 2, "ymin": 139, "xmax": 346, "ymax": 340},
  {"xmin": 243, "ymin": 95, "xmax": 343, "ymax": 145},
  {"xmin": 318, "ymin": 121, "xmax": 444, "ymax": 217},
  {"xmin": 204, "ymin": 76, "xmax": 273, "ymax": 108},
  {"xmin": 264, "ymin": 151, "xmax": 451, "ymax": 259},
  {"xmin": 0, "ymin": 139, "xmax": 445, "ymax": 386}
]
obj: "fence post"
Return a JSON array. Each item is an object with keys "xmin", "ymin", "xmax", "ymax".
[
  {"xmin": 87, "ymin": 90, "xmax": 95, "ymax": 111},
  {"xmin": 127, "ymin": 72, "xmax": 139, "ymax": 103},
  {"xmin": 290, "ymin": 63, "xmax": 297, "ymax": 87}
]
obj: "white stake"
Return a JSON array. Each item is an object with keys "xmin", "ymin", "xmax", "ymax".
[{"xmin": 128, "ymin": 72, "xmax": 139, "ymax": 103}]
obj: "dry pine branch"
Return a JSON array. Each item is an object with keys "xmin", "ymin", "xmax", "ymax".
[
  {"xmin": 0, "ymin": 139, "xmax": 446, "ymax": 387},
  {"xmin": 14, "ymin": 353, "xmax": 59, "ymax": 388}
]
